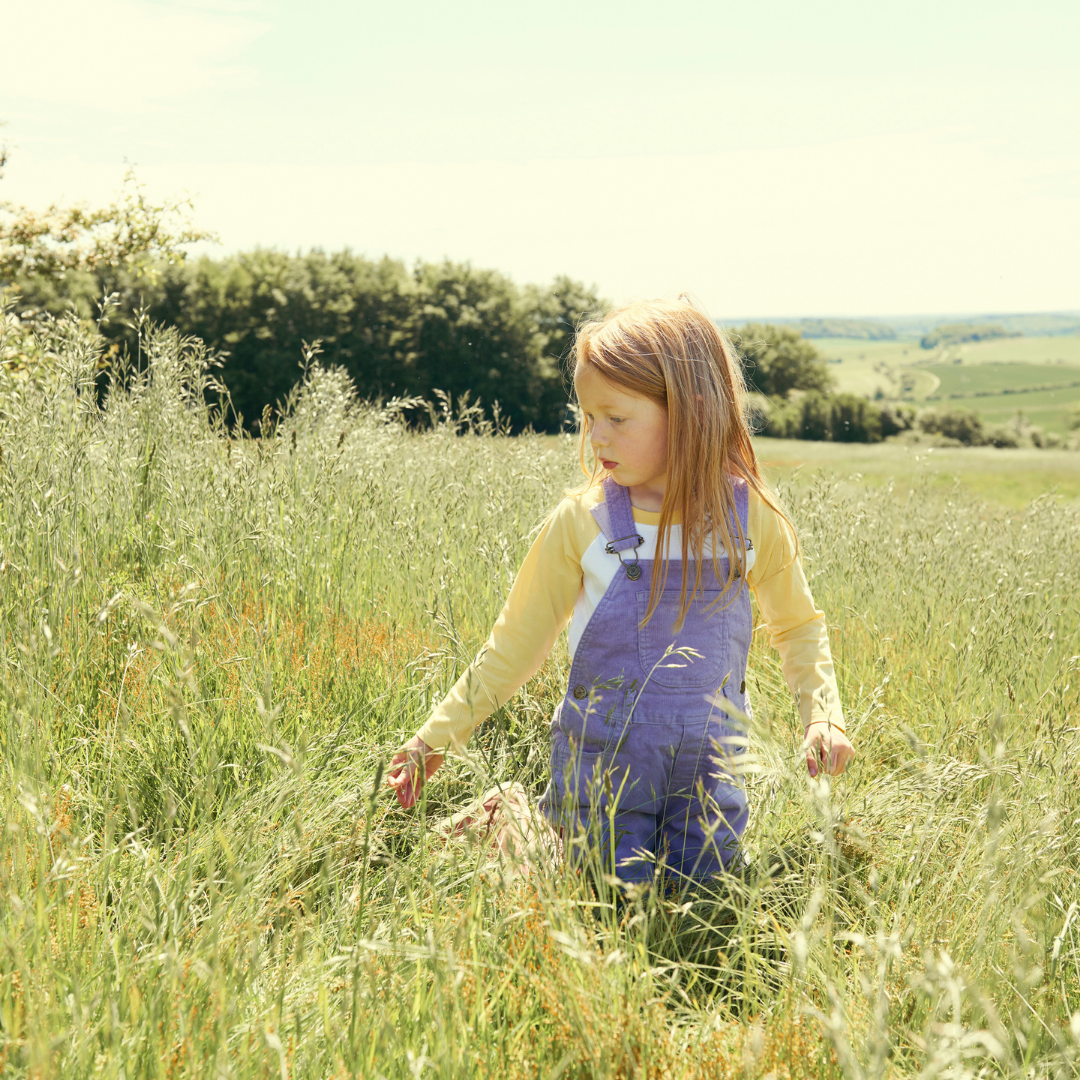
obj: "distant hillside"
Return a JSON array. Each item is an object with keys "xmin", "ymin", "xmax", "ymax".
[
  {"xmin": 732, "ymin": 311, "xmax": 1080, "ymax": 340},
  {"xmin": 920, "ymin": 323, "xmax": 1022, "ymax": 349},
  {"xmin": 791, "ymin": 318, "xmax": 896, "ymax": 340},
  {"xmin": 887, "ymin": 312, "xmax": 1080, "ymax": 339}
]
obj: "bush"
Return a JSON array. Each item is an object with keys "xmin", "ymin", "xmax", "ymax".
[
  {"xmin": 831, "ymin": 392, "xmax": 883, "ymax": 443},
  {"xmin": 1067, "ymin": 402, "xmax": 1080, "ymax": 431},
  {"xmin": 754, "ymin": 394, "xmax": 1070, "ymax": 451},
  {"xmin": 982, "ymin": 423, "xmax": 1020, "ymax": 449},
  {"xmin": 793, "ymin": 391, "xmax": 831, "ymax": 441},
  {"xmin": 879, "ymin": 403, "xmax": 916, "ymax": 437},
  {"xmin": 918, "ymin": 407, "xmax": 986, "ymax": 446},
  {"xmin": 1031, "ymin": 428, "xmax": 1063, "ymax": 449},
  {"xmin": 753, "ymin": 390, "xmax": 890, "ymax": 443}
]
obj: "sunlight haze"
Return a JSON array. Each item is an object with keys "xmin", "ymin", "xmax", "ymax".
[{"xmin": 2, "ymin": 0, "xmax": 1078, "ymax": 317}]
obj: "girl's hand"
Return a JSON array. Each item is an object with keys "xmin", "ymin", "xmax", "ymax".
[
  {"xmin": 803, "ymin": 721, "xmax": 855, "ymax": 778},
  {"xmin": 387, "ymin": 736, "xmax": 443, "ymax": 808}
]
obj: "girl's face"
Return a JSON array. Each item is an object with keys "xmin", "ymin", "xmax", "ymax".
[{"xmin": 576, "ymin": 364, "xmax": 669, "ymax": 509}]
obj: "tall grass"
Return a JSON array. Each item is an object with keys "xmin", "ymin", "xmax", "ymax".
[{"xmin": 0, "ymin": 311, "xmax": 1078, "ymax": 1078}]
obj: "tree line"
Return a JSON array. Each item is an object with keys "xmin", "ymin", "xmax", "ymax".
[
  {"xmin": 11, "ymin": 250, "xmax": 599, "ymax": 433},
  {"xmin": 8, "ymin": 235, "xmax": 845, "ymax": 434}
]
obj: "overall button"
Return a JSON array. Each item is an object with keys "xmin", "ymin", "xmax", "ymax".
[
  {"xmin": 572, "ymin": 685, "xmax": 588, "ymax": 700},
  {"xmin": 740, "ymin": 680, "xmax": 746, "ymax": 694}
]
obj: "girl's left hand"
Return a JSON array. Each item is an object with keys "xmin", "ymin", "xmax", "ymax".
[{"xmin": 803, "ymin": 721, "xmax": 855, "ymax": 778}]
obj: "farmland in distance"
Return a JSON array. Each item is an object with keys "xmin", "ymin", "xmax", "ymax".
[{"xmin": 815, "ymin": 334, "xmax": 1080, "ymax": 432}]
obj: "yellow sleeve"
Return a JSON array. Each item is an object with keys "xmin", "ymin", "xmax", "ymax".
[
  {"xmin": 416, "ymin": 494, "xmax": 599, "ymax": 752},
  {"xmin": 746, "ymin": 492, "xmax": 846, "ymax": 732}
]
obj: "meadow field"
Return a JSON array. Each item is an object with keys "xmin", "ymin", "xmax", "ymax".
[
  {"xmin": 752, "ymin": 439, "xmax": 1080, "ymax": 507},
  {"xmin": 814, "ymin": 336, "xmax": 1080, "ymax": 432},
  {"xmin": 1, "ymin": 318, "xmax": 1079, "ymax": 1078}
]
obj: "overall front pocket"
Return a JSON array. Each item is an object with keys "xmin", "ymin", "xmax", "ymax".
[
  {"xmin": 636, "ymin": 589, "xmax": 730, "ymax": 689},
  {"xmin": 549, "ymin": 737, "xmax": 619, "ymax": 811}
]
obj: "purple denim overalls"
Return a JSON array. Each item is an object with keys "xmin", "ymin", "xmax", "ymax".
[{"xmin": 539, "ymin": 476, "xmax": 752, "ymax": 883}]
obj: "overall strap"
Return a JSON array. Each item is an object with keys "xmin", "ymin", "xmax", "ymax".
[
  {"xmin": 590, "ymin": 476, "xmax": 749, "ymax": 553},
  {"xmin": 591, "ymin": 477, "xmax": 643, "ymax": 554},
  {"xmin": 732, "ymin": 476, "xmax": 751, "ymax": 543}
]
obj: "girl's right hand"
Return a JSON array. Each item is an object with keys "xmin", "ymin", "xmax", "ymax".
[
  {"xmin": 803, "ymin": 721, "xmax": 855, "ymax": 778},
  {"xmin": 387, "ymin": 736, "xmax": 443, "ymax": 808}
]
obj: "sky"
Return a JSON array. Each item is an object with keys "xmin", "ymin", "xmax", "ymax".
[{"xmin": 1, "ymin": 0, "xmax": 1079, "ymax": 319}]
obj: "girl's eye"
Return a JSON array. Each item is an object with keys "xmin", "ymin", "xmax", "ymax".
[{"xmin": 610, "ymin": 417, "xmax": 625, "ymax": 424}]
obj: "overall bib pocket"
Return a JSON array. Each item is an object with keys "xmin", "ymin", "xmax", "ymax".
[
  {"xmin": 637, "ymin": 589, "xmax": 727, "ymax": 689},
  {"xmin": 554, "ymin": 680, "xmax": 634, "ymax": 751}
]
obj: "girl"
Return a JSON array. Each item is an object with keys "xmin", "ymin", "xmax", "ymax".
[{"xmin": 389, "ymin": 299, "xmax": 854, "ymax": 882}]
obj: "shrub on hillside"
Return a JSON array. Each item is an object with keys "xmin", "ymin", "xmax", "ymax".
[
  {"xmin": 753, "ymin": 390, "xmax": 884, "ymax": 442},
  {"xmin": 917, "ymin": 407, "xmax": 986, "ymax": 446},
  {"xmin": 794, "ymin": 390, "xmax": 833, "ymax": 441},
  {"xmin": 982, "ymin": 424, "xmax": 1020, "ymax": 449},
  {"xmin": 831, "ymin": 393, "xmax": 883, "ymax": 443},
  {"xmin": 879, "ymin": 403, "xmax": 916, "ymax": 437}
]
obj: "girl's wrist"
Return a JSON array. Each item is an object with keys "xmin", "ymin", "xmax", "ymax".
[{"xmin": 804, "ymin": 719, "xmax": 847, "ymax": 735}]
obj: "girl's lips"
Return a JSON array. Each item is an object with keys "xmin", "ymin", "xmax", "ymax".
[{"xmin": 600, "ymin": 459, "xmax": 617, "ymax": 470}]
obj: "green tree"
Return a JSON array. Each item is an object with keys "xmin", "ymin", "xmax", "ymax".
[
  {"xmin": 130, "ymin": 249, "xmax": 417, "ymax": 426},
  {"xmin": 401, "ymin": 260, "xmax": 538, "ymax": 429},
  {"xmin": 2, "ymin": 133, "xmax": 602, "ymax": 431},
  {"xmin": 1, "ymin": 167, "xmax": 214, "ymax": 291},
  {"xmin": 1, "ymin": 137, "xmax": 214, "ymax": 380},
  {"xmin": 524, "ymin": 274, "xmax": 604, "ymax": 428},
  {"xmin": 729, "ymin": 323, "xmax": 833, "ymax": 398}
]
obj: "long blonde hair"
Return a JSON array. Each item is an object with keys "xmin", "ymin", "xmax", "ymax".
[{"xmin": 572, "ymin": 298, "xmax": 794, "ymax": 626}]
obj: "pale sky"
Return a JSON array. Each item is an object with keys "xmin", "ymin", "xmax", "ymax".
[{"xmin": 2, "ymin": 0, "xmax": 1078, "ymax": 318}]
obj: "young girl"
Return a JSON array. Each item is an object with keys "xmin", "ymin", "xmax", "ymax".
[{"xmin": 388, "ymin": 299, "xmax": 854, "ymax": 882}]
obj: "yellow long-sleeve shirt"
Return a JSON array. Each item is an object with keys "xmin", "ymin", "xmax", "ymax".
[{"xmin": 416, "ymin": 483, "xmax": 844, "ymax": 751}]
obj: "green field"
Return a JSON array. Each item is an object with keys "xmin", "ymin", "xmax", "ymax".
[
  {"xmin": 817, "ymin": 334, "xmax": 1080, "ymax": 375},
  {"xmin": 812, "ymin": 338, "xmax": 920, "ymax": 398},
  {"xmin": 753, "ymin": 437, "xmax": 1080, "ymax": 506},
  {"xmin": 913, "ymin": 364, "xmax": 1080, "ymax": 434},
  {"xmin": 2, "ymin": 319, "xmax": 1079, "ymax": 1077},
  {"xmin": 936, "ymin": 385, "xmax": 1080, "ymax": 434},
  {"xmin": 928, "ymin": 362, "xmax": 1080, "ymax": 397},
  {"xmin": 813, "ymin": 336, "xmax": 1080, "ymax": 431}
]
